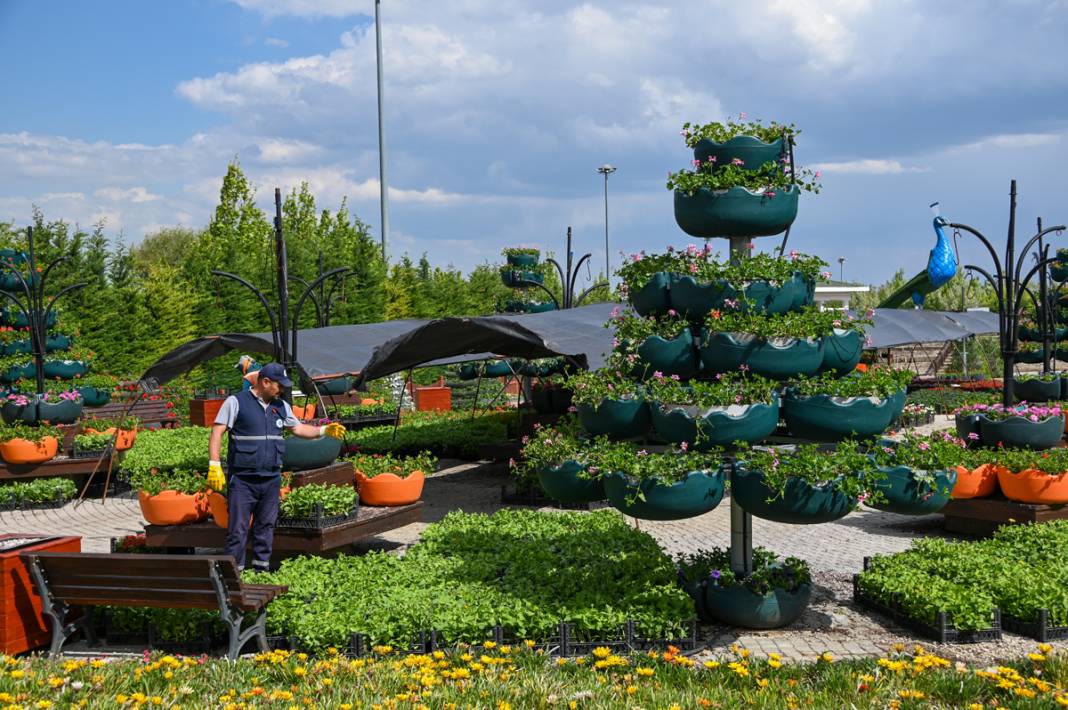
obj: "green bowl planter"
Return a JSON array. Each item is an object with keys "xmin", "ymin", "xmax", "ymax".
[
  {"xmin": 282, "ymin": 436, "xmax": 342, "ymax": 471},
  {"xmin": 634, "ymin": 328, "xmax": 699, "ymax": 380},
  {"xmin": 315, "ymin": 376, "xmax": 352, "ymax": 396},
  {"xmin": 4, "ymin": 339, "xmax": 32, "ymax": 356},
  {"xmin": 603, "ymin": 469, "xmax": 725, "ymax": 520},
  {"xmin": 819, "ymin": 329, "xmax": 863, "ymax": 375},
  {"xmin": 650, "ymin": 395, "xmax": 780, "ymax": 449},
  {"xmin": 537, "ymin": 460, "xmax": 605, "ymax": 504},
  {"xmin": 499, "ymin": 269, "xmax": 544, "ymax": 288},
  {"xmin": 1012, "ymin": 378, "xmax": 1061, "ymax": 403},
  {"xmin": 20, "ymin": 362, "xmax": 37, "ymax": 380},
  {"xmin": 0, "ymin": 365, "xmax": 23, "ymax": 384},
  {"xmin": 1017, "ymin": 349, "xmax": 1048, "ymax": 364},
  {"xmin": 78, "ymin": 386, "xmax": 111, "ymax": 407},
  {"xmin": 870, "ymin": 465, "xmax": 956, "ymax": 516},
  {"xmin": 955, "ymin": 412, "xmax": 982, "ymax": 443},
  {"xmin": 629, "ymin": 272, "xmax": 674, "ymax": 317},
  {"xmin": 731, "ymin": 466, "xmax": 856, "ymax": 524},
  {"xmin": 673, "ymin": 185, "xmax": 799, "ymax": 239},
  {"xmin": 699, "ymin": 331, "xmax": 823, "ymax": 379},
  {"xmin": 1051, "ymin": 263, "xmax": 1068, "ymax": 283},
  {"xmin": 1, "ymin": 398, "xmax": 38, "ymax": 425},
  {"xmin": 698, "ymin": 581, "xmax": 811, "ymax": 629},
  {"xmin": 977, "ymin": 414, "xmax": 1065, "ymax": 450},
  {"xmin": 457, "ymin": 364, "xmax": 478, "ymax": 380},
  {"xmin": 576, "ymin": 397, "xmax": 650, "ymax": 439},
  {"xmin": 504, "ymin": 300, "xmax": 556, "ymax": 314},
  {"xmin": 38, "ymin": 398, "xmax": 83, "ymax": 425},
  {"xmin": 505, "ymin": 253, "xmax": 539, "ymax": 269},
  {"xmin": 3, "ymin": 309, "xmax": 56, "ymax": 328},
  {"xmin": 887, "ymin": 388, "xmax": 906, "ymax": 425},
  {"xmin": 45, "ymin": 334, "xmax": 73, "ymax": 352},
  {"xmin": 670, "ymin": 273, "xmax": 809, "ymax": 318},
  {"xmin": 782, "ymin": 391, "xmax": 897, "ymax": 441},
  {"xmin": 43, "ymin": 360, "xmax": 89, "ymax": 379},
  {"xmin": 1019, "ymin": 325, "xmax": 1067, "ymax": 342},
  {"xmin": 692, "ymin": 135, "xmax": 786, "ymax": 171},
  {"xmin": 483, "ymin": 361, "xmax": 513, "ymax": 378}
]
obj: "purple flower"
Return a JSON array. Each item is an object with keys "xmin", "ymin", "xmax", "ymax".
[
  {"xmin": 967, "ymin": 432, "xmax": 980, "ymax": 441},
  {"xmin": 711, "ymin": 570, "xmax": 721, "ymax": 580}
]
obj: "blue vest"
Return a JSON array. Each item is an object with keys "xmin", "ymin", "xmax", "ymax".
[{"xmin": 227, "ymin": 389, "xmax": 286, "ymax": 476}]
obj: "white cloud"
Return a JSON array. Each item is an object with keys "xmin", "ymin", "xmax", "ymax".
[
  {"xmin": 956, "ymin": 132, "xmax": 1061, "ymax": 152},
  {"xmin": 231, "ymin": 0, "xmax": 363, "ymax": 18},
  {"xmin": 257, "ymin": 139, "xmax": 325, "ymax": 164},
  {"xmin": 94, "ymin": 186, "xmax": 161, "ymax": 203},
  {"xmin": 265, "ymin": 37, "xmax": 289, "ymax": 48},
  {"xmin": 810, "ymin": 159, "xmax": 925, "ymax": 175}
]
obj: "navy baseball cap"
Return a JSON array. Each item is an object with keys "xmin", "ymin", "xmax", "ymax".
[{"xmin": 258, "ymin": 363, "xmax": 293, "ymax": 388}]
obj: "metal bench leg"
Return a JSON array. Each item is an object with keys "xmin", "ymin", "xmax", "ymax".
[
  {"xmin": 225, "ymin": 609, "xmax": 268, "ymax": 660},
  {"xmin": 25, "ymin": 556, "xmax": 74, "ymax": 657}
]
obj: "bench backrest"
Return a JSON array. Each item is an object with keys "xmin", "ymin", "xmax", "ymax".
[{"xmin": 21, "ymin": 552, "xmax": 245, "ymax": 610}]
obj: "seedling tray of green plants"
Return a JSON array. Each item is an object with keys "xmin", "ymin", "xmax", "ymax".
[
  {"xmin": 853, "ymin": 558, "xmax": 1002, "ymax": 644},
  {"xmin": 275, "ymin": 503, "xmax": 360, "ymax": 530},
  {"xmin": 1002, "ymin": 609, "xmax": 1068, "ymax": 643}
]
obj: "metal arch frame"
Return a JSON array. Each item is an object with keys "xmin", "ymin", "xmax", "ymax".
[{"xmin": 507, "ymin": 227, "xmax": 609, "ymax": 312}]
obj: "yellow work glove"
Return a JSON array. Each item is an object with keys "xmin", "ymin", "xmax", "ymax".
[
  {"xmin": 320, "ymin": 422, "xmax": 347, "ymax": 440},
  {"xmin": 207, "ymin": 461, "xmax": 226, "ymax": 492}
]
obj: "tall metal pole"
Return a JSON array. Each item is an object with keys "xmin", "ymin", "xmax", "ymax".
[
  {"xmin": 274, "ymin": 188, "xmax": 290, "ymax": 365},
  {"xmin": 375, "ymin": 0, "xmax": 390, "ymax": 260},
  {"xmin": 597, "ymin": 164, "xmax": 616, "ymax": 285}
]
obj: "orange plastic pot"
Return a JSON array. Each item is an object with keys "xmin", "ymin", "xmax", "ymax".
[
  {"xmin": 83, "ymin": 426, "xmax": 137, "ymax": 451},
  {"xmin": 360, "ymin": 398, "xmax": 381, "ymax": 406},
  {"xmin": 951, "ymin": 463, "xmax": 1001, "ymax": 499},
  {"xmin": 292, "ymin": 403, "xmax": 316, "ymax": 421},
  {"xmin": 137, "ymin": 490, "xmax": 209, "ymax": 526},
  {"xmin": 0, "ymin": 436, "xmax": 59, "ymax": 465},
  {"xmin": 997, "ymin": 467, "xmax": 1068, "ymax": 505},
  {"xmin": 355, "ymin": 470, "xmax": 425, "ymax": 506},
  {"xmin": 208, "ymin": 487, "xmax": 289, "ymax": 528}
]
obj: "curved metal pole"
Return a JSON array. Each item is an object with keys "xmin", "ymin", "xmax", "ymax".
[
  {"xmin": 211, "ymin": 270, "xmax": 281, "ymax": 359},
  {"xmin": 570, "ymin": 253, "xmax": 595, "ymax": 307},
  {"xmin": 543, "ymin": 258, "xmax": 567, "ymax": 304},
  {"xmin": 951, "ymin": 223, "xmax": 1005, "ymax": 299},
  {"xmin": 1017, "ymin": 256, "xmax": 1063, "ymax": 309},
  {"xmin": 290, "ymin": 267, "xmax": 348, "ymax": 360},
  {"xmin": 513, "ymin": 279, "xmax": 560, "ymax": 310},
  {"xmin": 0, "ymin": 289, "xmax": 32, "ymax": 326},
  {"xmin": 962, "ymin": 265, "xmax": 1003, "ymax": 313},
  {"xmin": 574, "ymin": 281, "xmax": 610, "ymax": 307},
  {"xmin": 39, "ymin": 254, "xmax": 71, "ymax": 290},
  {"xmin": 288, "ymin": 275, "xmax": 323, "ymax": 328},
  {"xmin": 43, "ymin": 283, "xmax": 87, "ymax": 323},
  {"xmin": 1013, "ymin": 225, "xmax": 1067, "ymax": 289},
  {"xmin": 323, "ymin": 271, "xmax": 356, "ymax": 325},
  {"xmin": 0, "ymin": 262, "xmax": 33, "ymax": 302}
]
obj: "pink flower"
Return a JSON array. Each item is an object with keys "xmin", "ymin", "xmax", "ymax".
[
  {"xmin": 668, "ymin": 309, "xmax": 678, "ymax": 316},
  {"xmin": 508, "ymin": 458, "xmax": 516, "ymax": 468},
  {"xmin": 692, "ymin": 159, "xmax": 702, "ymax": 168},
  {"xmin": 653, "ymin": 371, "xmax": 664, "ymax": 380},
  {"xmin": 521, "ymin": 435, "xmax": 530, "ymax": 444},
  {"xmin": 739, "ymin": 111, "xmax": 748, "ymax": 120},
  {"xmin": 567, "ymin": 405, "xmax": 577, "ymax": 413},
  {"xmin": 731, "ymin": 158, "xmax": 744, "ymax": 166},
  {"xmin": 764, "ymin": 191, "xmax": 776, "ymax": 198},
  {"xmin": 918, "ymin": 442, "xmax": 929, "ymax": 451},
  {"xmin": 746, "ymin": 242, "xmax": 755, "ymax": 250},
  {"xmin": 814, "ymin": 171, "xmax": 821, "ymax": 179},
  {"xmin": 739, "ymin": 364, "xmax": 750, "ymax": 372},
  {"xmin": 680, "ymin": 441, "xmax": 688, "ymax": 451},
  {"xmin": 670, "ymin": 374, "xmax": 680, "ymax": 381},
  {"xmin": 637, "ymin": 449, "xmax": 648, "ymax": 457},
  {"xmin": 689, "ymin": 263, "xmax": 698, "ymax": 273},
  {"xmin": 967, "ymin": 432, "xmax": 980, "ymax": 440},
  {"xmin": 707, "ymin": 155, "xmax": 717, "ymax": 163}
]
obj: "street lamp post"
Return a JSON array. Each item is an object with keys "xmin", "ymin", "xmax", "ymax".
[
  {"xmin": 597, "ymin": 164, "xmax": 616, "ymax": 285},
  {"xmin": 838, "ymin": 256, "xmax": 845, "ymax": 283},
  {"xmin": 375, "ymin": 0, "xmax": 389, "ymax": 260}
]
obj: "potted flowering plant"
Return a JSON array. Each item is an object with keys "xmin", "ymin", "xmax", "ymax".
[
  {"xmin": 565, "ymin": 368, "xmax": 650, "ymax": 439},
  {"xmin": 128, "ymin": 467, "xmax": 210, "ymax": 526},
  {"xmin": 501, "ymin": 247, "xmax": 540, "ymax": 269},
  {"xmin": 42, "ymin": 342, "xmax": 92, "ymax": 379},
  {"xmin": 351, "ymin": 451, "xmax": 437, "ymax": 506},
  {"xmin": 36, "ymin": 389, "xmax": 83, "ymax": 424},
  {"xmin": 954, "ymin": 403, "xmax": 1064, "ymax": 450},
  {"xmin": 782, "ymin": 368, "xmax": 912, "ymax": 441},
  {"xmin": 282, "ymin": 418, "xmax": 342, "ymax": 471},
  {"xmin": 609, "ymin": 308, "xmax": 698, "ymax": 380},
  {"xmin": 676, "ymin": 547, "xmax": 811, "ymax": 629},
  {"xmin": 515, "ymin": 420, "xmax": 605, "ymax": 504},
  {"xmin": 950, "ymin": 443, "xmax": 1001, "ymax": 499},
  {"xmin": 867, "ymin": 434, "xmax": 960, "ymax": 515},
  {"xmin": 530, "ymin": 374, "xmax": 573, "ymax": 414},
  {"xmin": 1012, "ymin": 372, "xmax": 1062, "ymax": 403},
  {"xmin": 615, "ymin": 247, "xmax": 701, "ymax": 316},
  {"xmin": 77, "ymin": 373, "xmax": 118, "ymax": 407},
  {"xmin": 671, "ymin": 251, "xmax": 827, "ymax": 318},
  {"xmin": 989, "ymin": 447, "xmax": 1068, "ymax": 505},
  {"xmin": 0, "ymin": 422, "xmax": 61, "ymax": 464},
  {"xmin": 732, "ymin": 441, "xmax": 882, "ymax": 524},
  {"xmin": 83, "ymin": 414, "xmax": 140, "ymax": 450},
  {"xmin": 669, "ymin": 118, "xmax": 820, "ymax": 239},
  {"xmin": 590, "ymin": 441, "xmax": 726, "ymax": 520},
  {"xmin": 0, "ymin": 326, "xmax": 32, "ymax": 355},
  {"xmin": 1, "ymin": 391, "xmax": 38, "ymax": 425},
  {"xmin": 1016, "ymin": 342, "xmax": 1049, "ymax": 364},
  {"xmin": 645, "ymin": 371, "xmax": 780, "ymax": 448}
]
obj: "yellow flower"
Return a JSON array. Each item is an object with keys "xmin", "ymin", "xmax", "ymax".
[
  {"xmin": 626, "ymin": 685, "xmax": 637, "ymax": 695},
  {"xmin": 483, "ymin": 641, "xmax": 497, "ymax": 649},
  {"xmin": 35, "ymin": 701, "xmax": 53, "ymax": 709},
  {"xmin": 1029, "ymin": 653, "xmax": 1046, "ymax": 662},
  {"xmin": 1055, "ymin": 695, "xmax": 1068, "ymax": 707},
  {"xmin": 1013, "ymin": 687, "xmax": 1037, "ymax": 699},
  {"xmin": 498, "ymin": 703, "xmax": 511, "ymax": 710},
  {"xmin": 768, "ymin": 659, "xmax": 782, "ymax": 669},
  {"xmin": 635, "ymin": 667, "xmax": 654, "ymax": 677},
  {"xmin": 702, "ymin": 660, "xmax": 720, "ymax": 669},
  {"xmin": 525, "ymin": 640, "xmax": 536, "ymax": 648},
  {"xmin": 556, "ymin": 658, "xmax": 568, "ymax": 667},
  {"xmin": 968, "ymin": 704, "xmax": 984, "ymax": 710},
  {"xmin": 1038, "ymin": 643, "xmax": 1053, "ymax": 654},
  {"xmin": 9, "ymin": 670, "xmax": 24, "ymax": 680},
  {"xmin": 820, "ymin": 652, "xmax": 834, "ymax": 663},
  {"xmin": 592, "ymin": 646, "xmax": 611, "ymax": 659},
  {"xmin": 756, "ymin": 678, "xmax": 769, "ymax": 689}
]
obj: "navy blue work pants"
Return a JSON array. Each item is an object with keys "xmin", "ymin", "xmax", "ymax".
[{"xmin": 224, "ymin": 473, "xmax": 280, "ymax": 571}]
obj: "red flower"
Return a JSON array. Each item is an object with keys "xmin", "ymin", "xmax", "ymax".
[{"xmin": 165, "ymin": 402, "xmax": 174, "ymax": 409}]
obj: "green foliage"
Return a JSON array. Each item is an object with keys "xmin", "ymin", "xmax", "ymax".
[
  {"xmin": 348, "ymin": 451, "xmax": 437, "ymax": 479},
  {"xmin": 74, "ymin": 432, "xmax": 113, "ymax": 450},
  {"xmin": 735, "ymin": 440, "xmax": 883, "ymax": 501},
  {"xmin": 676, "ymin": 547, "xmax": 811, "ymax": 595},
  {"xmin": 644, "ymin": 371, "xmax": 778, "ymax": 406},
  {"xmin": 680, "ymin": 117, "xmax": 800, "ymax": 146},
  {"xmin": 704, "ymin": 305, "xmax": 867, "ymax": 340},
  {"xmin": 278, "ymin": 483, "xmax": 357, "ymax": 518},
  {"xmin": 905, "ymin": 388, "xmax": 997, "ymax": 414},
  {"xmin": 0, "ymin": 477, "xmax": 77, "ymax": 505},
  {"xmin": 0, "ymin": 422, "xmax": 61, "ymax": 443},
  {"xmin": 564, "ymin": 368, "xmax": 643, "ymax": 406},
  {"xmin": 120, "ymin": 426, "xmax": 216, "ymax": 478},
  {"xmin": 345, "ymin": 411, "xmax": 514, "ymax": 458},
  {"xmin": 586, "ymin": 442, "xmax": 721, "ymax": 483},
  {"xmin": 789, "ymin": 368, "xmax": 913, "ymax": 399}
]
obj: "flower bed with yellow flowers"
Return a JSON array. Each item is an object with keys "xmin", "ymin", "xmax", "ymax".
[{"xmin": 1, "ymin": 642, "xmax": 1067, "ymax": 709}]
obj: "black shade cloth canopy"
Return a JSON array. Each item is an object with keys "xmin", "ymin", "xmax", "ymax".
[{"xmin": 859, "ymin": 308, "xmax": 999, "ymax": 348}]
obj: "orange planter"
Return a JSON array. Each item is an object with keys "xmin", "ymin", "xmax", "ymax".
[
  {"xmin": 997, "ymin": 468, "xmax": 1068, "ymax": 505},
  {"xmin": 83, "ymin": 427, "xmax": 137, "ymax": 451},
  {"xmin": 952, "ymin": 463, "xmax": 1001, "ymax": 499},
  {"xmin": 138, "ymin": 490, "xmax": 209, "ymax": 526},
  {"xmin": 292, "ymin": 404, "xmax": 316, "ymax": 421},
  {"xmin": 0, "ymin": 436, "xmax": 59, "ymax": 465},
  {"xmin": 355, "ymin": 470, "xmax": 425, "ymax": 506},
  {"xmin": 208, "ymin": 487, "xmax": 289, "ymax": 528}
]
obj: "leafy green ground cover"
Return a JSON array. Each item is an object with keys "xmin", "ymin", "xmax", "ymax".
[
  {"xmin": 0, "ymin": 476, "xmax": 76, "ymax": 506},
  {"xmin": 345, "ymin": 410, "xmax": 515, "ymax": 458},
  {"xmin": 858, "ymin": 521, "xmax": 1068, "ymax": 631}
]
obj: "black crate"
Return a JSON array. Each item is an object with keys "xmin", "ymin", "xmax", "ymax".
[
  {"xmin": 276, "ymin": 503, "xmax": 360, "ymax": 530},
  {"xmin": 500, "ymin": 483, "xmax": 596, "ymax": 511},
  {"xmin": 852, "ymin": 574, "xmax": 1002, "ymax": 644},
  {"xmin": 148, "ymin": 622, "xmax": 216, "ymax": 655},
  {"xmin": 1002, "ymin": 609, "xmax": 1068, "ymax": 642}
]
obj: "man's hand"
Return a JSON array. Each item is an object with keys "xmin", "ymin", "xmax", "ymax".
[
  {"xmin": 321, "ymin": 422, "xmax": 347, "ymax": 440},
  {"xmin": 207, "ymin": 461, "xmax": 226, "ymax": 492}
]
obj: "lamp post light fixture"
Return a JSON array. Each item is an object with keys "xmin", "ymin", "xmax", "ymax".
[
  {"xmin": 838, "ymin": 256, "xmax": 845, "ymax": 282},
  {"xmin": 597, "ymin": 164, "xmax": 617, "ymax": 285}
]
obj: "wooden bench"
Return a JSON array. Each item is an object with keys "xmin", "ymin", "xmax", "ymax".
[{"xmin": 19, "ymin": 552, "xmax": 287, "ymax": 659}]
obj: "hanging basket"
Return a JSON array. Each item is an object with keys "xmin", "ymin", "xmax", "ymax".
[
  {"xmin": 576, "ymin": 397, "xmax": 650, "ymax": 439},
  {"xmin": 819, "ymin": 329, "xmax": 864, "ymax": 375},
  {"xmin": 730, "ymin": 465, "xmax": 856, "ymax": 524},
  {"xmin": 43, "ymin": 360, "xmax": 89, "ymax": 379},
  {"xmin": 1017, "ymin": 349, "xmax": 1048, "ymax": 364},
  {"xmin": 2, "ymin": 308, "xmax": 56, "ymax": 328},
  {"xmin": 628, "ymin": 272, "xmax": 674, "ymax": 317},
  {"xmin": 37, "ymin": 398, "xmax": 83, "ymax": 425},
  {"xmin": 1, "ymin": 398, "xmax": 38, "ymax": 425},
  {"xmin": 699, "ymin": 331, "xmax": 823, "ymax": 379},
  {"xmin": 692, "ymin": 135, "xmax": 786, "ymax": 171},
  {"xmin": 45, "ymin": 334, "xmax": 73, "ymax": 352},
  {"xmin": 633, "ymin": 328, "xmax": 699, "ymax": 380},
  {"xmin": 782, "ymin": 391, "xmax": 897, "ymax": 442},
  {"xmin": 650, "ymin": 396, "xmax": 780, "ymax": 449},
  {"xmin": 603, "ymin": 469, "xmax": 725, "ymax": 520},
  {"xmin": 977, "ymin": 414, "xmax": 1064, "ymax": 450},
  {"xmin": 870, "ymin": 465, "xmax": 956, "ymax": 515},
  {"xmin": 3, "ymin": 339, "xmax": 31, "ymax": 356},
  {"xmin": 1051, "ymin": 263, "xmax": 1068, "ymax": 283},
  {"xmin": 673, "ymin": 185, "xmax": 799, "ymax": 239},
  {"xmin": 537, "ymin": 460, "xmax": 605, "ymax": 504},
  {"xmin": 482, "ymin": 361, "xmax": 514, "ymax": 378},
  {"xmin": 1012, "ymin": 378, "xmax": 1061, "ymax": 403},
  {"xmin": 78, "ymin": 386, "xmax": 112, "ymax": 407},
  {"xmin": 698, "ymin": 581, "xmax": 811, "ymax": 629},
  {"xmin": 314, "ymin": 376, "xmax": 352, "ymax": 396},
  {"xmin": 670, "ymin": 272, "xmax": 811, "ymax": 319},
  {"xmin": 499, "ymin": 269, "xmax": 544, "ymax": 288},
  {"xmin": 282, "ymin": 436, "xmax": 342, "ymax": 471},
  {"xmin": 505, "ymin": 253, "xmax": 540, "ymax": 269}
]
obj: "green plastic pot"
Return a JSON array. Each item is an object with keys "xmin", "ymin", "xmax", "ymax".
[
  {"xmin": 505, "ymin": 253, "xmax": 539, "ymax": 269},
  {"xmin": 1012, "ymin": 377, "xmax": 1061, "ymax": 403},
  {"xmin": 537, "ymin": 460, "xmax": 605, "ymax": 504},
  {"xmin": 38, "ymin": 397, "xmax": 84, "ymax": 425},
  {"xmin": 977, "ymin": 414, "xmax": 1065, "ymax": 450},
  {"xmin": 1051, "ymin": 263, "xmax": 1068, "ymax": 282},
  {"xmin": 634, "ymin": 329, "xmax": 699, "ymax": 380},
  {"xmin": 20, "ymin": 362, "xmax": 37, "ymax": 380},
  {"xmin": 603, "ymin": 469, "xmax": 725, "ymax": 520},
  {"xmin": 504, "ymin": 300, "xmax": 556, "ymax": 313},
  {"xmin": 499, "ymin": 269, "xmax": 544, "ymax": 288},
  {"xmin": 0, "ymin": 365, "xmax": 23, "ymax": 384},
  {"xmin": 1, "ymin": 398, "xmax": 38, "ymax": 425},
  {"xmin": 629, "ymin": 272, "xmax": 673, "ymax": 316},
  {"xmin": 955, "ymin": 413, "xmax": 982, "ymax": 444},
  {"xmin": 4, "ymin": 339, "xmax": 31, "ymax": 356},
  {"xmin": 3, "ymin": 309, "xmax": 56, "ymax": 328},
  {"xmin": 698, "ymin": 581, "xmax": 811, "ymax": 629},
  {"xmin": 731, "ymin": 466, "xmax": 856, "ymax": 524},
  {"xmin": 670, "ymin": 273, "xmax": 808, "ymax": 318},
  {"xmin": 457, "ymin": 364, "xmax": 479, "ymax": 380},
  {"xmin": 692, "ymin": 136, "xmax": 786, "ymax": 171},
  {"xmin": 782, "ymin": 391, "xmax": 896, "ymax": 441},
  {"xmin": 673, "ymin": 185, "xmax": 799, "ymax": 239},
  {"xmin": 576, "ymin": 397, "xmax": 650, "ymax": 439},
  {"xmin": 315, "ymin": 376, "xmax": 352, "ymax": 396},
  {"xmin": 483, "ymin": 361, "xmax": 513, "ymax": 378},
  {"xmin": 699, "ymin": 331, "xmax": 823, "ymax": 379},
  {"xmin": 1017, "ymin": 348, "xmax": 1048, "ymax": 364},
  {"xmin": 282, "ymin": 436, "xmax": 342, "ymax": 471},
  {"xmin": 43, "ymin": 360, "xmax": 89, "ymax": 379},
  {"xmin": 45, "ymin": 334, "xmax": 73, "ymax": 352},
  {"xmin": 78, "ymin": 386, "xmax": 111, "ymax": 407},
  {"xmin": 819, "ymin": 329, "xmax": 863, "ymax": 375},
  {"xmin": 870, "ymin": 465, "xmax": 956, "ymax": 516},
  {"xmin": 650, "ymin": 395, "xmax": 780, "ymax": 449},
  {"xmin": 1019, "ymin": 325, "xmax": 1067, "ymax": 342}
]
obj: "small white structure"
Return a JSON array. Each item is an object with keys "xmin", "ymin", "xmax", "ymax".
[{"xmin": 814, "ymin": 281, "xmax": 870, "ymax": 310}]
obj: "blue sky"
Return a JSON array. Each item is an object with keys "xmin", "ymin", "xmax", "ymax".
[{"xmin": 2, "ymin": 0, "xmax": 1067, "ymax": 287}]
